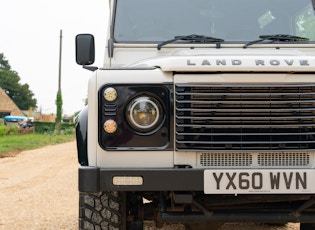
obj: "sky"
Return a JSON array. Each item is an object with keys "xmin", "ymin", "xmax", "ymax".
[{"xmin": 0, "ymin": 0, "xmax": 108, "ymax": 116}]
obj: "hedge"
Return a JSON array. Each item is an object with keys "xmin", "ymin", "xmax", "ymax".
[
  {"xmin": 0, "ymin": 122, "xmax": 74, "ymax": 135},
  {"xmin": 0, "ymin": 125, "xmax": 18, "ymax": 135},
  {"xmin": 0, "ymin": 125, "xmax": 7, "ymax": 136},
  {"xmin": 32, "ymin": 122, "xmax": 74, "ymax": 134}
]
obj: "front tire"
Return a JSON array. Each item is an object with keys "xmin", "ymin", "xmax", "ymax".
[{"xmin": 79, "ymin": 191, "xmax": 126, "ymax": 230}]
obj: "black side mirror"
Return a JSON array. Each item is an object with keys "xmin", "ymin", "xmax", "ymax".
[{"xmin": 75, "ymin": 34, "xmax": 95, "ymax": 65}]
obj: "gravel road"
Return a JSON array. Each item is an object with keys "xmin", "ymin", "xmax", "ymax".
[
  {"xmin": 0, "ymin": 141, "xmax": 300, "ymax": 230},
  {"xmin": 0, "ymin": 142, "xmax": 77, "ymax": 230}
]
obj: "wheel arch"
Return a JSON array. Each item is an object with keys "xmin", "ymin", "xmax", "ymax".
[{"xmin": 75, "ymin": 106, "xmax": 88, "ymax": 166}]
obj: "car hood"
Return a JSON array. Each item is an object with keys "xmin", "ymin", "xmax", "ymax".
[{"xmin": 128, "ymin": 49, "xmax": 315, "ymax": 72}]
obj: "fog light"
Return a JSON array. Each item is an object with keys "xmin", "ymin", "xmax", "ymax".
[
  {"xmin": 104, "ymin": 119, "xmax": 117, "ymax": 133},
  {"xmin": 113, "ymin": 176, "xmax": 143, "ymax": 185}
]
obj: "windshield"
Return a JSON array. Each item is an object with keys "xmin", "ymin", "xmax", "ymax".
[{"xmin": 113, "ymin": 0, "xmax": 315, "ymax": 43}]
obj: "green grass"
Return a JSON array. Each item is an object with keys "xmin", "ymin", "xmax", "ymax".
[{"xmin": 0, "ymin": 133, "xmax": 75, "ymax": 156}]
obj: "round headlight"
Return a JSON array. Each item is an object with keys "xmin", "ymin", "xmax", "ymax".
[{"xmin": 126, "ymin": 96, "xmax": 163, "ymax": 132}]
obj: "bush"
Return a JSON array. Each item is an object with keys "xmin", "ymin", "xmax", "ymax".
[
  {"xmin": 61, "ymin": 123, "xmax": 75, "ymax": 133},
  {"xmin": 33, "ymin": 122, "xmax": 55, "ymax": 134},
  {"xmin": 64, "ymin": 127, "xmax": 75, "ymax": 135},
  {"xmin": 33, "ymin": 122, "xmax": 74, "ymax": 134},
  {"xmin": 8, "ymin": 125, "xmax": 19, "ymax": 135},
  {"xmin": 0, "ymin": 125, "xmax": 8, "ymax": 136}
]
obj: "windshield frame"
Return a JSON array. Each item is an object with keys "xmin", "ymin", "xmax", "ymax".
[{"xmin": 112, "ymin": 0, "xmax": 315, "ymax": 45}]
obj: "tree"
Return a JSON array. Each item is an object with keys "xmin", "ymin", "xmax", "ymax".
[
  {"xmin": 0, "ymin": 53, "xmax": 11, "ymax": 70},
  {"xmin": 55, "ymin": 90, "xmax": 63, "ymax": 135},
  {"xmin": 0, "ymin": 53, "xmax": 37, "ymax": 110}
]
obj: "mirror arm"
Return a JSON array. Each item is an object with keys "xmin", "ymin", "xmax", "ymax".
[{"xmin": 83, "ymin": 66, "xmax": 98, "ymax": 72}]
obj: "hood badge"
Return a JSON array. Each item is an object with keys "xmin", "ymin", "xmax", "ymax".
[{"xmin": 187, "ymin": 59, "xmax": 311, "ymax": 66}]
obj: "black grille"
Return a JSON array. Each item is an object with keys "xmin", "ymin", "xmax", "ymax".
[{"xmin": 175, "ymin": 84, "xmax": 315, "ymax": 151}]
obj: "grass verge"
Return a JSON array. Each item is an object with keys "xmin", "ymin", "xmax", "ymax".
[{"xmin": 0, "ymin": 133, "xmax": 75, "ymax": 157}]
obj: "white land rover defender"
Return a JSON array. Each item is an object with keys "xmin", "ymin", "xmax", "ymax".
[{"xmin": 75, "ymin": 0, "xmax": 315, "ymax": 229}]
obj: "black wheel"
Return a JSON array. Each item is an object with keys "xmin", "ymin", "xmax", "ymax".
[
  {"xmin": 300, "ymin": 223, "xmax": 315, "ymax": 230},
  {"xmin": 79, "ymin": 191, "xmax": 126, "ymax": 230}
]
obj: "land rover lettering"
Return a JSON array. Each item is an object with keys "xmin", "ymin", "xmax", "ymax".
[{"xmin": 186, "ymin": 58, "xmax": 314, "ymax": 67}]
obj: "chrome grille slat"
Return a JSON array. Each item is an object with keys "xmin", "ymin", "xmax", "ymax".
[
  {"xmin": 176, "ymin": 99, "xmax": 315, "ymax": 104},
  {"xmin": 177, "ymin": 140, "xmax": 315, "ymax": 144},
  {"xmin": 177, "ymin": 115, "xmax": 315, "ymax": 120},
  {"xmin": 176, "ymin": 84, "xmax": 315, "ymax": 151},
  {"xmin": 177, "ymin": 132, "xmax": 315, "ymax": 136},
  {"xmin": 177, "ymin": 123, "xmax": 314, "ymax": 128},
  {"xmin": 177, "ymin": 84, "xmax": 315, "ymax": 87},
  {"xmin": 177, "ymin": 92, "xmax": 315, "ymax": 96},
  {"xmin": 177, "ymin": 108, "xmax": 315, "ymax": 112}
]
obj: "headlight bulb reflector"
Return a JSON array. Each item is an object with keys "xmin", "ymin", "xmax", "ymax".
[{"xmin": 127, "ymin": 96, "xmax": 162, "ymax": 132}]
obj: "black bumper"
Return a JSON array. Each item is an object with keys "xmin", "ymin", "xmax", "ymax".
[
  {"xmin": 79, "ymin": 166, "xmax": 204, "ymax": 193},
  {"xmin": 79, "ymin": 166, "xmax": 315, "ymax": 223}
]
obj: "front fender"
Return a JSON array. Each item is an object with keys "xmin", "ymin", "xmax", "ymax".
[{"xmin": 75, "ymin": 106, "xmax": 88, "ymax": 166}]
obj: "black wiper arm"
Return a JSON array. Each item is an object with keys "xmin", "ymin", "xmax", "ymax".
[
  {"xmin": 157, "ymin": 34, "xmax": 224, "ymax": 50},
  {"xmin": 244, "ymin": 34, "xmax": 309, "ymax": 48}
]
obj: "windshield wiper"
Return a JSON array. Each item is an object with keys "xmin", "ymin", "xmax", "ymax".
[
  {"xmin": 244, "ymin": 34, "xmax": 309, "ymax": 48},
  {"xmin": 157, "ymin": 34, "xmax": 224, "ymax": 50}
]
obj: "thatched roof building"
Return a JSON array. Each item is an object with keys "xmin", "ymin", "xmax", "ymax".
[{"xmin": 0, "ymin": 87, "xmax": 24, "ymax": 117}]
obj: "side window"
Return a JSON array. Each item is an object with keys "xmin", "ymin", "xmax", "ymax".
[{"xmin": 295, "ymin": 4, "xmax": 315, "ymax": 39}]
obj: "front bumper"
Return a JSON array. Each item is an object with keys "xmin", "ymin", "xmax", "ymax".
[
  {"xmin": 79, "ymin": 166, "xmax": 204, "ymax": 193},
  {"xmin": 79, "ymin": 166, "xmax": 315, "ymax": 223}
]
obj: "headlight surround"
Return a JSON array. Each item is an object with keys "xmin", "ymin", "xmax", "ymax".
[
  {"xmin": 126, "ymin": 96, "xmax": 164, "ymax": 133},
  {"xmin": 99, "ymin": 84, "xmax": 173, "ymax": 150}
]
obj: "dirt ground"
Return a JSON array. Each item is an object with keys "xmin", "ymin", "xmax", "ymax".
[
  {"xmin": 0, "ymin": 141, "xmax": 300, "ymax": 230},
  {"xmin": 0, "ymin": 142, "xmax": 78, "ymax": 230}
]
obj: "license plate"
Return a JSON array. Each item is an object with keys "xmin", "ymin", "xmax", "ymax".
[{"xmin": 204, "ymin": 169, "xmax": 315, "ymax": 194}]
